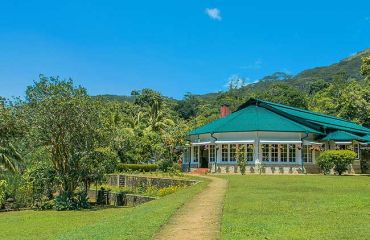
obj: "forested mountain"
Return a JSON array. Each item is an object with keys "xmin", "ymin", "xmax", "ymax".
[{"xmin": 98, "ymin": 48, "xmax": 370, "ymax": 103}]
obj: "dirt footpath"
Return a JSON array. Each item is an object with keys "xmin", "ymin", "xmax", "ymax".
[{"xmin": 154, "ymin": 176, "xmax": 228, "ymax": 240}]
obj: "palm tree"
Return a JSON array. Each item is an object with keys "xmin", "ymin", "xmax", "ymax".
[{"xmin": 0, "ymin": 143, "xmax": 22, "ymax": 173}]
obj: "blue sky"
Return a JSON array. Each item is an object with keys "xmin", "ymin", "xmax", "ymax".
[{"xmin": 0, "ymin": 0, "xmax": 369, "ymax": 99}]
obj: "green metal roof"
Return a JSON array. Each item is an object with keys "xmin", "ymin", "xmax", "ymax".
[
  {"xmin": 189, "ymin": 98, "xmax": 370, "ymax": 138},
  {"xmin": 363, "ymin": 135, "xmax": 370, "ymax": 144},
  {"xmin": 320, "ymin": 130, "xmax": 367, "ymax": 142},
  {"xmin": 256, "ymin": 99, "xmax": 370, "ymax": 135},
  {"xmin": 189, "ymin": 105, "xmax": 321, "ymax": 135}
]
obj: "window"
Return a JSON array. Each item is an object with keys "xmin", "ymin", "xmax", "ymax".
[
  {"xmin": 262, "ymin": 144, "xmax": 269, "ymax": 162},
  {"xmin": 336, "ymin": 144, "xmax": 348, "ymax": 150},
  {"xmin": 246, "ymin": 144, "xmax": 254, "ymax": 161},
  {"xmin": 302, "ymin": 145, "xmax": 312, "ymax": 163},
  {"xmin": 281, "ymin": 145, "xmax": 288, "ymax": 162},
  {"xmin": 209, "ymin": 145, "xmax": 215, "ymax": 162},
  {"xmin": 271, "ymin": 144, "xmax": 278, "ymax": 162},
  {"xmin": 288, "ymin": 144, "xmax": 296, "ymax": 162},
  {"xmin": 222, "ymin": 144, "xmax": 228, "ymax": 162},
  {"xmin": 193, "ymin": 146, "xmax": 199, "ymax": 162},
  {"xmin": 353, "ymin": 143, "xmax": 360, "ymax": 159},
  {"xmin": 230, "ymin": 144, "xmax": 237, "ymax": 161}
]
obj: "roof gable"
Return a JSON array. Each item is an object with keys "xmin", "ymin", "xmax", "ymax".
[
  {"xmin": 189, "ymin": 104, "xmax": 321, "ymax": 135},
  {"xmin": 321, "ymin": 130, "xmax": 367, "ymax": 141},
  {"xmin": 242, "ymin": 99, "xmax": 370, "ymax": 135}
]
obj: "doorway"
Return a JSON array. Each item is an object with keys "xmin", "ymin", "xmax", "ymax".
[{"xmin": 200, "ymin": 146, "xmax": 209, "ymax": 168}]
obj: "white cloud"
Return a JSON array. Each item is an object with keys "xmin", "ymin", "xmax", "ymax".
[{"xmin": 205, "ymin": 8, "xmax": 222, "ymax": 21}]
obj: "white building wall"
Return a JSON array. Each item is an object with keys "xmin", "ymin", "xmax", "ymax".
[{"xmin": 189, "ymin": 131, "xmax": 309, "ymax": 164}]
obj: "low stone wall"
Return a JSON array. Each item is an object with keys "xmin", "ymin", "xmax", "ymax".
[
  {"xmin": 108, "ymin": 174, "xmax": 197, "ymax": 188},
  {"xmin": 87, "ymin": 189, "xmax": 156, "ymax": 206},
  {"xmin": 125, "ymin": 194, "xmax": 156, "ymax": 206}
]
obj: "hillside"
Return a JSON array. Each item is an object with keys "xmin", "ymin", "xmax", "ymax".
[{"xmin": 96, "ymin": 48, "xmax": 369, "ymax": 102}]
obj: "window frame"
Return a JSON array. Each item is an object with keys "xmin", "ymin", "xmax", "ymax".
[
  {"xmin": 302, "ymin": 145, "xmax": 313, "ymax": 163},
  {"xmin": 288, "ymin": 144, "xmax": 296, "ymax": 162},
  {"xmin": 230, "ymin": 144, "xmax": 237, "ymax": 162},
  {"xmin": 221, "ymin": 144, "xmax": 229, "ymax": 162},
  {"xmin": 246, "ymin": 144, "xmax": 254, "ymax": 162},
  {"xmin": 261, "ymin": 144, "xmax": 270, "ymax": 162},
  {"xmin": 271, "ymin": 144, "xmax": 279, "ymax": 162},
  {"xmin": 280, "ymin": 144, "xmax": 288, "ymax": 162}
]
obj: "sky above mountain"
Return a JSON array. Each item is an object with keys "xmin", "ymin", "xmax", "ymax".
[{"xmin": 1, "ymin": 0, "xmax": 369, "ymax": 99}]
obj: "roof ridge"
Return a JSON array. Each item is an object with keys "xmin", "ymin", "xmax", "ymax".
[
  {"xmin": 259, "ymin": 103, "xmax": 320, "ymax": 134},
  {"xmin": 256, "ymin": 98, "xmax": 357, "ymax": 124}
]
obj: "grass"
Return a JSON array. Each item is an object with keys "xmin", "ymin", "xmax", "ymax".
[
  {"xmin": 220, "ymin": 175, "xmax": 370, "ymax": 240},
  {"xmin": 0, "ymin": 177, "xmax": 208, "ymax": 240}
]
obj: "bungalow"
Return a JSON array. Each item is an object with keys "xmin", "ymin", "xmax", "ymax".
[{"xmin": 183, "ymin": 98, "xmax": 370, "ymax": 174}]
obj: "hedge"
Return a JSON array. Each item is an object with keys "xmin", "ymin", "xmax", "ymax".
[{"xmin": 117, "ymin": 163, "xmax": 158, "ymax": 172}]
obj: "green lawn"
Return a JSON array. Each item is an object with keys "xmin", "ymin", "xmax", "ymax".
[
  {"xmin": 221, "ymin": 175, "xmax": 370, "ymax": 240},
  {"xmin": 0, "ymin": 177, "xmax": 208, "ymax": 240}
]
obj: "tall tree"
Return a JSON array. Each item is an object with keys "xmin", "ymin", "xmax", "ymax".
[
  {"xmin": 27, "ymin": 76, "xmax": 102, "ymax": 195},
  {"xmin": 257, "ymin": 82, "xmax": 308, "ymax": 108}
]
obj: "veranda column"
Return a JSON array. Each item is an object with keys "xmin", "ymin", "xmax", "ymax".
[{"xmin": 254, "ymin": 132, "xmax": 261, "ymax": 166}]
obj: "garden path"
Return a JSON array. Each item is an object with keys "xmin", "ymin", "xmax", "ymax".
[{"xmin": 154, "ymin": 175, "xmax": 228, "ymax": 240}]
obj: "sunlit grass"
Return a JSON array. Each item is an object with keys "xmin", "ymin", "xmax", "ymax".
[
  {"xmin": 220, "ymin": 175, "xmax": 370, "ymax": 240},
  {"xmin": 0, "ymin": 177, "xmax": 208, "ymax": 240}
]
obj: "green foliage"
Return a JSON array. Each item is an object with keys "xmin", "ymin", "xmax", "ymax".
[
  {"xmin": 117, "ymin": 163, "xmax": 158, "ymax": 172},
  {"xmin": 26, "ymin": 149, "xmax": 59, "ymax": 207},
  {"xmin": 0, "ymin": 101, "xmax": 25, "ymax": 173},
  {"xmin": 360, "ymin": 55, "xmax": 370, "ymax": 80},
  {"xmin": 158, "ymin": 159, "xmax": 175, "ymax": 172},
  {"xmin": 26, "ymin": 76, "xmax": 103, "ymax": 195},
  {"xmin": 0, "ymin": 177, "xmax": 209, "ymax": 240},
  {"xmin": 79, "ymin": 147, "xmax": 119, "ymax": 192},
  {"xmin": 0, "ymin": 180, "xmax": 7, "ymax": 206},
  {"xmin": 54, "ymin": 191, "xmax": 89, "ymax": 211},
  {"xmin": 236, "ymin": 145, "xmax": 247, "ymax": 175},
  {"xmin": 316, "ymin": 152, "xmax": 335, "ymax": 175},
  {"xmin": 317, "ymin": 150, "xmax": 356, "ymax": 175},
  {"xmin": 257, "ymin": 82, "xmax": 308, "ymax": 108}
]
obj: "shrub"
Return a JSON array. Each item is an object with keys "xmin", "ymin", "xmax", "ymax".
[
  {"xmin": 54, "ymin": 193, "xmax": 76, "ymax": 211},
  {"xmin": 0, "ymin": 180, "xmax": 8, "ymax": 207},
  {"xmin": 158, "ymin": 159, "xmax": 174, "ymax": 172},
  {"xmin": 117, "ymin": 163, "xmax": 158, "ymax": 172},
  {"xmin": 317, "ymin": 150, "xmax": 356, "ymax": 175},
  {"xmin": 39, "ymin": 200, "xmax": 55, "ymax": 210},
  {"xmin": 54, "ymin": 191, "xmax": 90, "ymax": 211}
]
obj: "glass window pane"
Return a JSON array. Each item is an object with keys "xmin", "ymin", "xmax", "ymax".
[
  {"xmin": 281, "ymin": 145, "xmax": 288, "ymax": 162},
  {"xmin": 271, "ymin": 144, "xmax": 278, "ymax": 162}
]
